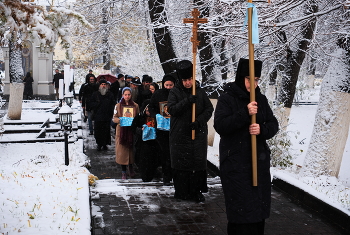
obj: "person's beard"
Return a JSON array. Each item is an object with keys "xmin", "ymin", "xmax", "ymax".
[{"xmin": 99, "ymin": 87, "xmax": 107, "ymax": 95}]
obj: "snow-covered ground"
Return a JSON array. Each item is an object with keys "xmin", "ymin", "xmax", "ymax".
[
  {"xmin": 1, "ymin": 84, "xmax": 350, "ymax": 234},
  {"xmin": 208, "ymin": 84, "xmax": 350, "ymax": 216},
  {"xmin": 0, "ymin": 101, "xmax": 91, "ymax": 235}
]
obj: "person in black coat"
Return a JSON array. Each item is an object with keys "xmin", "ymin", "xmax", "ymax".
[
  {"xmin": 110, "ymin": 80, "xmax": 120, "ymax": 103},
  {"xmin": 23, "ymin": 72, "xmax": 34, "ymax": 99},
  {"xmin": 89, "ymin": 79, "xmax": 116, "ymax": 151},
  {"xmin": 131, "ymin": 99, "xmax": 161, "ymax": 182},
  {"xmin": 82, "ymin": 76, "xmax": 99, "ymax": 135},
  {"xmin": 85, "ymin": 69, "xmax": 95, "ymax": 83},
  {"xmin": 149, "ymin": 74, "xmax": 176, "ymax": 185},
  {"xmin": 214, "ymin": 58, "xmax": 279, "ymax": 235},
  {"xmin": 52, "ymin": 69, "xmax": 63, "ymax": 100},
  {"xmin": 167, "ymin": 60, "xmax": 214, "ymax": 202},
  {"xmin": 137, "ymin": 75, "xmax": 153, "ymax": 105}
]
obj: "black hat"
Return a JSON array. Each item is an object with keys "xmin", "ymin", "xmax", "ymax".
[
  {"xmin": 235, "ymin": 58, "xmax": 263, "ymax": 92},
  {"xmin": 131, "ymin": 77, "xmax": 141, "ymax": 86},
  {"xmin": 117, "ymin": 74, "xmax": 124, "ymax": 79},
  {"xmin": 236, "ymin": 58, "xmax": 262, "ymax": 78},
  {"xmin": 142, "ymin": 75, "xmax": 153, "ymax": 83},
  {"xmin": 89, "ymin": 69, "xmax": 93, "ymax": 72},
  {"xmin": 176, "ymin": 60, "xmax": 193, "ymax": 80},
  {"xmin": 99, "ymin": 79, "xmax": 107, "ymax": 85}
]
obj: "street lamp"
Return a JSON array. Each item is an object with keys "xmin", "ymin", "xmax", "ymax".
[
  {"xmin": 64, "ymin": 93, "xmax": 74, "ymax": 107},
  {"xmin": 58, "ymin": 105, "xmax": 73, "ymax": 166}
]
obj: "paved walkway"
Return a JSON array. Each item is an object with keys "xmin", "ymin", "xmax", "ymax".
[{"xmin": 83, "ymin": 122, "xmax": 347, "ymax": 235}]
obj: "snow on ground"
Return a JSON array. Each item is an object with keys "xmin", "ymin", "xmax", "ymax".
[
  {"xmin": 0, "ymin": 101, "xmax": 91, "ymax": 235},
  {"xmin": 208, "ymin": 84, "xmax": 350, "ymax": 215},
  {"xmin": 1, "ymin": 84, "xmax": 350, "ymax": 234}
]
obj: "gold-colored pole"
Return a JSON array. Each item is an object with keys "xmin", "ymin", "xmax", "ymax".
[
  {"xmin": 248, "ymin": 0, "xmax": 258, "ymax": 186},
  {"xmin": 183, "ymin": 9, "xmax": 207, "ymax": 140},
  {"xmin": 192, "ymin": 55, "xmax": 196, "ymax": 140}
]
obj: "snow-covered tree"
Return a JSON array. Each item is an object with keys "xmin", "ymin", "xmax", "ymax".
[
  {"xmin": 301, "ymin": 3, "xmax": 350, "ymax": 177},
  {"xmin": 70, "ymin": 0, "xmax": 164, "ymax": 79},
  {"xmin": 0, "ymin": 0, "xmax": 91, "ymax": 119}
]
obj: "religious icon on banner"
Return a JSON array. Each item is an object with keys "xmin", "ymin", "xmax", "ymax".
[
  {"xmin": 122, "ymin": 106, "xmax": 134, "ymax": 117},
  {"xmin": 159, "ymin": 101, "xmax": 170, "ymax": 118}
]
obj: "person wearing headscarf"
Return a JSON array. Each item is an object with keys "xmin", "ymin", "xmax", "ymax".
[
  {"xmin": 131, "ymin": 99, "xmax": 161, "ymax": 182},
  {"xmin": 89, "ymin": 79, "xmax": 116, "ymax": 151},
  {"xmin": 214, "ymin": 58, "xmax": 279, "ymax": 235},
  {"xmin": 167, "ymin": 60, "xmax": 214, "ymax": 202},
  {"xmin": 148, "ymin": 73, "xmax": 177, "ymax": 186},
  {"xmin": 113, "ymin": 87, "xmax": 140, "ymax": 180}
]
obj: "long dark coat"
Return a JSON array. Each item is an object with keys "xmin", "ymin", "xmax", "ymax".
[
  {"xmin": 214, "ymin": 82, "xmax": 279, "ymax": 224},
  {"xmin": 131, "ymin": 113, "xmax": 161, "ymax": 182},
  {"xmin": 149, "ymin": 88, "xmax": 172, "ymax": 180},
  {"xmin": 89, "ymin": 90, "xmax": 115, "ymax": 146},
  {"xmin": 167, "ymin": 82, "xmax": 214, "ymax": 171},
  {"xmin": 23, "ymin": 76, "xmax": 34, "ymax": 96},
  {"xmin": 82, "ymin": 83, "xmax": 99, "ymax": 111}
]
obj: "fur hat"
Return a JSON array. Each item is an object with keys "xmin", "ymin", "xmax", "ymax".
[{"xmin": 176, "ymin": 60, "xmax": 193, "ymax": 80}]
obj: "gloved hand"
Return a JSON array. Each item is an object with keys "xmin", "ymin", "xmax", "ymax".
[
  {"xmin": 188, "ymin": 95, "xmax": 197, "ymax": 103},
  {"xmin": 189, "ymin": 121, "xmax": 200, "ymax": 130}
]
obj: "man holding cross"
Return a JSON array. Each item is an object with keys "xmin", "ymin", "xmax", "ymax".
[{"xmin": 167, "ymin": 60, "xmax": 213, "ymax": 202}]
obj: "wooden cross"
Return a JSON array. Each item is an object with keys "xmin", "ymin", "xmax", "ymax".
[
  {"xmin": 183, "ymin": 9, "xmax": 208, "ymax": 140},
  {"xmin": 183, "ymin": 9, "xmax": 208, "ymax": 54}
]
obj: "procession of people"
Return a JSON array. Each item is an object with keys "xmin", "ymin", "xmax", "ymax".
[{"xmin": 77, "ymin": 55, "xmax": 279, "ymax": 234}]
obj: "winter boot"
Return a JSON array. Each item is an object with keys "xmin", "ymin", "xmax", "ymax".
[
  {"xmin": 128, "ymin": 165, "xmax": 135, "ymax": 177},
  {"xmin": 121, "ymin": 171, "xmax": 127, "ymax": 180}
]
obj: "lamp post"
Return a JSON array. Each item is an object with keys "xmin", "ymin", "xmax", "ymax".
[
  {"xmin": 58, "ymin": 105, "xmax": 73, "ymax": 166},
  {"xmin": 64, "ymin": 93, "xmax": 74, "ymax": 107}
]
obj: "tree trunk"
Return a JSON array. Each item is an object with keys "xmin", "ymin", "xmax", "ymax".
[
  {"xmin": 102, "ymin": 6, "xmax": 110, "ymax": 71},
  {"xmin": 219, "ymin": 39, "xmax": 229, "ymax": 81},
  {"xmin": 148, "ymin": 0, "xmax": 177, "ymax": 75},
  {"xmin": 301, "ymin": 48, "xmax": 350, "ymax": 177},
  {"xmin": 7, "ymin": 34, "xmax": 24, "ymax": 120},
  {"xmin": 8, "ymin": 83, "xmax": 24, "ymax": 120},
  {"xmin": 277, "ymin": 1, "xmax": 318, "ymax": 109}
]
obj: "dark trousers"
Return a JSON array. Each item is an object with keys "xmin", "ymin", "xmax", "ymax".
[
  {"xmin": 227, "ymin": 220, "xmax": 265, "ymax": 235},
  {"xmin": 94, "ymin": 121, "xmax": 111, "ymax": 147}
]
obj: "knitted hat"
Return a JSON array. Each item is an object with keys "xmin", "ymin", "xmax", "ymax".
[{"xmin": 162, "ymin": 74, "xmax": 176, "ymax": 87}]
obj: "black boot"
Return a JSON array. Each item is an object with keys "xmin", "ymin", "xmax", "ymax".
[{"xmin": 195, "ymin": 192, "xmax": 205, "ymax": 203}]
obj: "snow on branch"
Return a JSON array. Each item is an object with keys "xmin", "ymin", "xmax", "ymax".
[{"xmin": 0, "ymin": 0, "xmax": 93, "ymax": 59}]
